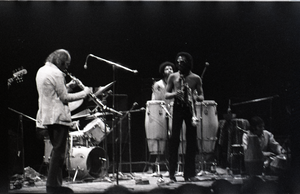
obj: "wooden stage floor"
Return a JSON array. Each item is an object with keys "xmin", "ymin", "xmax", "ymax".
[{"xmin": 8, "ymin": 168, "xmax": 280, "ymax": 194}]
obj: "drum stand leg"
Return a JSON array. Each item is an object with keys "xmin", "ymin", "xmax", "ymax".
[{"xmin": 143, "ymin": 138, "xmax": 169, "ymax": 177}]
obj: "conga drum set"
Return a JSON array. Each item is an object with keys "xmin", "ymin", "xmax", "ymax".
[
  {"xmin": 43, "ymin": 116, "xmax": 111, "ymax": 181},
  {"xmin": 144, "ymin": 100, "xmax": 219, "ymax": 175}
]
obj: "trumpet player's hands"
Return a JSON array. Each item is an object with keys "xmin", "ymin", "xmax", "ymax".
[
  {"xmin": 66, "ymin": 80, "xmax": 77, "ymax": 91},
  {"xmin": 196, "ymin": 95, "xmax": 204, "ymax": 102},
  {"xmin": 176, "ymin": 90, "xmax": 184, "ymax": 100},
  {"xmin": 83, "ymin": 86, "xmax": 92, "ymax": 96}
]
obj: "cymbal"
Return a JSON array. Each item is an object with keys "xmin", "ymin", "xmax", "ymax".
[
  {"xmin": 94, "ymin": 81, "xmax": 116, "ymax": 97},
  {"xmin": 69, "ymin": 99, "xmax": 84, "ymax": 112},
  {"xmin": 86, "ymin": 112, "xmax": 113, "ymax": 119},
  {"xmin": 71, "ymin": 109, "xmax": 90, "ymax": 119}
]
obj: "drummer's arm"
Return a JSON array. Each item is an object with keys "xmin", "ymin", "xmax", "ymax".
[{"xmin": 195, "ymin": 76, "xmax": 204, "ymax": 102}]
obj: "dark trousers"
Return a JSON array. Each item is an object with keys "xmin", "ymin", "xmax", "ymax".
[
  {"xmin": 169, "ymin": 102, "xmax": 197, "ymax": 179},
  {"xmin": 46, "ymin": 124, "xmax": 69, "ymax": 187}
]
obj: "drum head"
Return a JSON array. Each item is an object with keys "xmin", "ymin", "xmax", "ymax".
[
  {"xmin": 87, "ymin": 147, "xmax": 107, "ymax": 178},
  {"xmin": 67, "ymin": 147, "xmax": 108, "ymax": 180}
]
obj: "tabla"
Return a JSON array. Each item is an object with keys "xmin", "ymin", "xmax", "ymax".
[
  {"xmin": 145, "ymin": 100, "xmax": 168, "ymax": 154},
  {"xmin": 270, "ymin": 155, "xmax": 288, "ymax": 174},
  {"xmin": 195, "ymin": 100, "xmax": 219, "ymax": 153},
  {"xmin": 66, "ymin": 146, "xmax": 107, "ymax": 180},
  {"xmin": 82, "ymin": 118, "xmax": 111, "ymax": 145}
]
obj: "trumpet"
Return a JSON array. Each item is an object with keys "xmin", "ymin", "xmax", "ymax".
[
  {"xmin": 64, "ymin": 70, "xmax": 122, "ymax": 116},
  {"xmin": 188, "ymin": 88, "xmax": 199, "ymax": 127},
  {"xmin": 180, "ymin": 75, "xmax": 199, "ymax": 127}
]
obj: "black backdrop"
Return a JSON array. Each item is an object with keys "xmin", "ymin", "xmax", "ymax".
[{"xmin": 2, "ymin": 2, "xmax": 300, "ymax": 174}]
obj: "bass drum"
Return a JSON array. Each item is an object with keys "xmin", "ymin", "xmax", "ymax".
[
  {"xmin": 195, "ymin": 100, "xmax": 219, "ymax": 154},
  {"xmin": 66, "ymin": 146, "xmax": 108, "ymax": 180}
]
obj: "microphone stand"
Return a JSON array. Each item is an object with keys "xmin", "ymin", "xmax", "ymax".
[
  {"xmin": 232, "ymin": 95, "xmax": 279, "ymax": 133},
  {"xmin": 85, "ymin": 54, "xmax": 138, "ymax": 184},
  {"xmin": 8, "ymin": 108, "xmax": 37, "ymax": 181},
  {"xmin": 116, "ymin": 103, "xmax": 139, "ymax": 183}
]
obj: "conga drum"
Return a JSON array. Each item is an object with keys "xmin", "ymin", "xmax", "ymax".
[
  {"xmin": 145, "ymin": 100, "xmax": 168, "ymax": 154},
  {"xmin": 244, "ymin": 135, "xmax": 264, "ymax": 175},
  {"xmin": 195, "ymin": 100, "xmax": 219, "ymax": 154}
]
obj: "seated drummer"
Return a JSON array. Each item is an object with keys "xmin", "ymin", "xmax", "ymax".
[{"xmin": 242, "ymin": 116, "xmax": 287, "ymax": 173}]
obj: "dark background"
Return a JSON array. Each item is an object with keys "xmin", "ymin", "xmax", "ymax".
[{"xmin": 2, "ymin": 1, "xmax": 300, "ymax": 176}]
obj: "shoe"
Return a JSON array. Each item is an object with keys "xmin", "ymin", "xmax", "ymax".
[
  {"xmin": 169, "ymin": 176, "xmax": 177, "ymax": 183},
  {"xmin": 47, "ymin": 186, "xmax": 74, "ymax": 194},
  {"xmin": 184, "ymin": 176, "xmax": 198, "ymax": 182}
]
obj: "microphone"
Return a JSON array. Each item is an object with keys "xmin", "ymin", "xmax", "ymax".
[
  {"xmin": 132, "ymin": 102, "xmax": 138, "ymax": 108},
  {"xmin": 201, "ymin": 61, "xmax": 210, "ymax": 79},
  {"xmin": 83, "ymin": 54, "xmax": 91, "ymax": 69}
]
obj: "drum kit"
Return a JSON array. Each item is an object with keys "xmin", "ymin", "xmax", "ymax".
[
  {"xmin": 43, "ymin": 81, "xmax": 118, "ymax": 181},
  {"xmin": 43, "ymin": 115, "xmax": 111, "ymax": 181}
]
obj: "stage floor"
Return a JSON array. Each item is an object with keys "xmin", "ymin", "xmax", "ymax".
[{"xmin": 8, "ymin": 168, "xmax": 279, "ymax": 194}]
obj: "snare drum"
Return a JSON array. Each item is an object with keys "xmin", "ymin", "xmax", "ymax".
[
  {"xmin": 69, "ymin": 131, "xmax": 88, "ymax": 147},
  {"xmin": 66, "ymin": 146, "xmax": 107, "ymax": 180},
  {"xmin": 195, "ymin": 100, "xmax": 219, "ymax": 153},
  {"xmin": 82, "ymin": 118, "xmax": 111, "ymax": 145},
  {"xmin": 145, "ymin": 100, "xmax": 168, "ymax": 154}
]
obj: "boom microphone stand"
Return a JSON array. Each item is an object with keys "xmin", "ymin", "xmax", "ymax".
[
  {"xmin": 84, "ymin": 54, "xmax": 138, "ymax": 184},
  {"xmin": 8, "ymin": 108, "xmax": 36, "ymax": 180}
]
